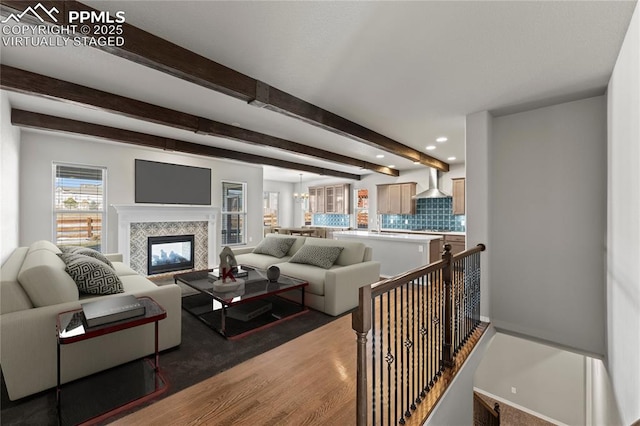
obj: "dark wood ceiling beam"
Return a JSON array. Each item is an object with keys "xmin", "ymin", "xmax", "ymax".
[
  {"xmin": 0, "ymin": 0, "xmax": 448, "ymax": 172},
  {"xmin": 0, "ymin": 65, "xmax": 398, "ymax": 177},
  {"xmin": 253, "ymin": 84, "xmax": 450, "ymax": 171},
  {"xmin": 11, "ymin": 109, "xmax": 362, "ymax": 180}
]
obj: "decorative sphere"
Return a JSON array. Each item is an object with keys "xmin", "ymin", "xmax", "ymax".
[{"xmin": 267, "ymin": 266, "xmax": 280, "ymax": 282}]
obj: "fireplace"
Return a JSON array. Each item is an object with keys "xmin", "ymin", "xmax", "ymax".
[{"xmin": 147, "ymin": 234, "xmax": 195, "ymax": 275}]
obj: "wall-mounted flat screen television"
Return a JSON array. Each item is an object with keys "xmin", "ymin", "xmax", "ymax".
[{"xmin": 135, "ymin": 159, "xmax": 211, "ymax": 205}]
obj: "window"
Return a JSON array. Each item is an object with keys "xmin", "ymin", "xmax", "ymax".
[
  {"xmin": 221, "ymin": 181, "xmax": 246, "ymax": 245},
  {"xmin": 53, "ymin": 164, "xmax": 106, "ymax": 251},
  {"xmin": 263, "ymin": 192, "xmax": 279, "ymax": 227}
]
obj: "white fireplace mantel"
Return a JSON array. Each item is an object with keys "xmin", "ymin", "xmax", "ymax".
[{"xmin": 112, "ymin": 204, "xmax": 220, "ymax": 267}]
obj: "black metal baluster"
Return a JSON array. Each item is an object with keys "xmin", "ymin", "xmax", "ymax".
[
  {"xmin": 372, "ymin": 296, "xmax": 377, "ymax": 426},
  {"xmin": 387, "ymin": 291, "xmax": 392, "ymax": 426}
]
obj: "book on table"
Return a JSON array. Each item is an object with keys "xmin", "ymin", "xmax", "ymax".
[{"xmin": 82, "ymin": 294, "xmax": 146, "ymax": 327}]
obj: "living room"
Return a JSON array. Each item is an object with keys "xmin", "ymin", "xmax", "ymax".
[{"xmin": 2, "ymin": 1, "xmax": 640, "ymax": 425}]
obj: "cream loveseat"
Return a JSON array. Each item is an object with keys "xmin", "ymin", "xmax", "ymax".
[
  {"xmin": 233, "ymin": 234, "xmax": 380, "ymax": 316},
  {"xmin": 0, "ymin": 240, "xmax": 182, "ymax": 401}
]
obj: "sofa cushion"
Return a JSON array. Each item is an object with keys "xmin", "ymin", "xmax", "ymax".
[
  {"xmin": 59, "ymin": 253, "xmax": 124, "ymax": 295},
  {"xmin": 252, "ymin": 237, "xmax": 296, "ymax": 258},
  {"xmin": 289, "ymin": 245, "xmax": 343, "ymax": 269},
  {"xmin": 59, "ymin": 246, "xmax": 114, "ymax": 268},
  {"xmin": 17, "ymin": 249, "xmax": 79, "ymax": 307},
  {"xmin": 1, "ymin": 247, "xmax": 34, "ymax": 314},
  {"xmin": 275, "ymin": 262, "xmax": 339, "ymax": 296},
  {"xmin": 28, "ymin": 240, "xmax": 61, "ymax": 254},
  {"xmin": 237, "ymin": 253, "xmax": 291, "ymax": 270},
  {"xmin": 302, "ymin": 238, "xmax": 366, "ymax": 266},
  {"xmin": 111, "ymin": 262, "xmax": 139, "ymax": 276}
]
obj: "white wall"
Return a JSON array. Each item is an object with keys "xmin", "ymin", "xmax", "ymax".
[
  {"xmin": 487, "ymin": 96, "xmax": 607, "ymax": 356},
  {"xmin": 18, "ymin": 131, "xmax": 264, "ymax": 254},
  {"xmin": 0, "ymin": 92, "xmax": 20, "ymax": 264},
  {"xmin": 474, "ymin": 333, "xmax": 586, "ymax": 425},
  {"xmin": 606, "ymin": 3, "xmax": 640, "ymax": 424},
  {"xmin": 425, "ymin": 325, "xmax": 496, "ymax": 426},
  {"xmin": 466, "ymin": 111, "xmax": 492, "ymax": 320}
]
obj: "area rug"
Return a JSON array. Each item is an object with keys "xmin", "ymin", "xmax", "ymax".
[{"xmin": 1, "ymin": 297, "xmax": 341, "ymax": 425}]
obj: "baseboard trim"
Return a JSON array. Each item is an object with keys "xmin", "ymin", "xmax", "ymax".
[{"xmin": 473, "ymin": 387, "xmax": 568, "ymax": 426}]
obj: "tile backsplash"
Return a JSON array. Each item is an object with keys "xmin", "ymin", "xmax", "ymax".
[
  {"xmin": 381, "ymin": 197, "xmax": 465, "ymax": 232},
  {"xmin": 313, "ymin": 214, "xmax": 350, "ymax": 227}
]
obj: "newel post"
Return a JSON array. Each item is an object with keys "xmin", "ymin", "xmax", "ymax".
[
  {"xmin": 442, "ymin": 244, "xmax": 454, "ymax": 368},
  {"xmin": 352, "ymin": 284, "xmax": 372, "ymax": 426}
]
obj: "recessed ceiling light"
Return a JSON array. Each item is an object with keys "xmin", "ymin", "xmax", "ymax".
[
  {"xmin": 447, "ymin": 156, "xmax": 456, "ymax": 161},
  {"xmin": 231, "ymin": 122, "xmax": 241, "ymax": 126},
  {"xmin": 436, "ymin": 137, "xmax": 448, "ymax": 143},
  {"xmin": 376, "ymin": 154, "xmax": 385, "ymax": 158},
  {"xmin": 426, "ymin": 145, "xmax": 436, "ymax": 151},
  {"xmin": 413, "ymin": 161, "xmax": 420, "ymax": 165},
  {"xmin": 388, "ymin": 165, "xmax": 396, "ymax": 168}
]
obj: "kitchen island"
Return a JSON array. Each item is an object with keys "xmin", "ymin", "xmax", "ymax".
[{"xmin": 333, "ymin": 230, "xmax": 443, "ymax": 277}]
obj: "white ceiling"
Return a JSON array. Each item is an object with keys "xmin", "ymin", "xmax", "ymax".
[{"xmin": 1, "ymin": 0, "xmax": 637, "ymax": 182}]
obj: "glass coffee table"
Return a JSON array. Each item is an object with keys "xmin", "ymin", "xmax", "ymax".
[{"xmin": 174, "ymin": 268, "xmax": 308, "ymax": 339}]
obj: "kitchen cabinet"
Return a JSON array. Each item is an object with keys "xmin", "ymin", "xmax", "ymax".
[
  {"xmin": 309, "ymin": 187, "xmax": 324, "ymax": 214},
  {"xmin": 444, "ymin": 234, "xmax": 465, "ymax": 255},
  {"xmin": 310, "ymin": 184, "xmax": 350, "ymax": 214},
  {"xmin": 452, "ymin": 178, "xmax": 465, "ymax": 215},
  {"xmin": 377, "ymin": 182, "xmax": 416, "ymax": 214}
]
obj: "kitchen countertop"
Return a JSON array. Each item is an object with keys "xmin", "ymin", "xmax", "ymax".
[
  {"xmin": 379, "ymin": 229, "xmax": 466, "ymax": 237},
  {"xmin": 334, "ymin": 230, "xmax": 443, "ymax": 242}
]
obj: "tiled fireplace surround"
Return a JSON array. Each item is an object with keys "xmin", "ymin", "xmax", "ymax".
[{"xmin": 112, "ymin": 205, "xmax": 220, "ymax": 276}]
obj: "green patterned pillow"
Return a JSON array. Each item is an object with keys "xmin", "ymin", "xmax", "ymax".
[
  {"xmin": 58, "ymin": 246, "xmax": 114, "ymax": 269},
  {"xmin": 289, "ymin": 245, "xmax": 344, "ymax": 269},
  {"xmin": 253, "ymin": 237, "xmax": 296, "ymax": 258},
  {"xmin": 58, "ymin": 253, "xmax": 124, "ymax": 295}
]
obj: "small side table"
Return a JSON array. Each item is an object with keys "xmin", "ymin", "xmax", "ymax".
[{"xmin": 56, "ymin": 296, "xmax": 167, "ymax": 425}]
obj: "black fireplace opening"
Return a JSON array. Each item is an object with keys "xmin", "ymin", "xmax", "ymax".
[{"xmin": 147, "ymin": 234, "xmax": 195, "ymax": 275}]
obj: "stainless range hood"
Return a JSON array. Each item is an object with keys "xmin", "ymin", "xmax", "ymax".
[{"xmin": 413, "ymin": 168, "xmax": 450, "ymax": 199}]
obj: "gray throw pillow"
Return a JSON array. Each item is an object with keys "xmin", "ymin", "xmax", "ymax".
[
  {"xmin": 252, "ymin": 237, "xmax": 296, "ymax": 258},
  {"xmin": 58, "ymin": 253, "xmax": 124, "ymax": 295},
  {"xmin": 59, "ymin": 245, "xmax": 114, "ymax": 269},
  {"xmin": 289, "ymin": 245, "xmax": 344, "ymax": 269}
]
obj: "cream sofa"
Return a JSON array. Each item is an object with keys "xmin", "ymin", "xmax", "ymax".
[
  {"xmin": 233, "ymin": 234, "xmax": 380, "ymax": 316},
  {"xmin": 0, "ymin": 240, "xmax": 182, "ymax": 401}
]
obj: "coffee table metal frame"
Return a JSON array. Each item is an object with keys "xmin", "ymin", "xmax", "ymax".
[
  {"xmin": 55, "ymin": 296, "xmax": 167, "ymax": 425},
  {"xmin": 174, "ymin": 268, "xmax": 308, "ymax": 338}
]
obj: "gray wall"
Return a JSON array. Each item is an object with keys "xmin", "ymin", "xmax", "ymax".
[
  {"xmin": 488, "ymin": 96, "xmax": 607, "ymax": 356},
  {"xmin": 18, "ymin": 131, "xmax": 264, "ymax": 254},
  {"xmin": 606, "ymin": 3, "xmax": 640, "ymax": 424},
  {"xmin": 474, "ymin": 333, "xmax": 586, "ymax": 425},
  {"xmin": 0, "ymin": 93, "xmax": 20, "ymax": 264}
]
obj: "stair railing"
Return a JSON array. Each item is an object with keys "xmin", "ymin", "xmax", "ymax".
[{"xmin": 353, "ymin": 243, "xmax": 486, "ymax": 425}]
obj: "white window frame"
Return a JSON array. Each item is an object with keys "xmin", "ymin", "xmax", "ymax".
[
  {"xmin": 221, "ymin": 181, "xmax": 247, "ymax": 246},
  {"xmin": 52, "ymin": 163, "xmax": 107, "ymax": 251}
]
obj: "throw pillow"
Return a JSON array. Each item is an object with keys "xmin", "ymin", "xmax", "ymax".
[
  {"xmin": 59, "ymin": 245, "xmax": 114, "ymax": 269},
  {"xmin": 252, "ymin": 237, "xmax": 296, "ymax": 258},
  {"xmin": 58, "ymin": 253, "xmax": 124, "ymax": 295},
  {"xmin": 289, "ymin": 245, "xmax": 344, "ymax": 269}
]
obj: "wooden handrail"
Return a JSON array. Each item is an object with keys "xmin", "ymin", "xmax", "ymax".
[{"xmin": 370, "ymin": 243, "xmax": 486, "ymax": 297}]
